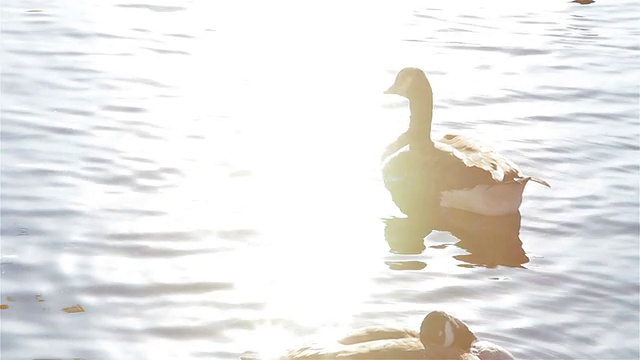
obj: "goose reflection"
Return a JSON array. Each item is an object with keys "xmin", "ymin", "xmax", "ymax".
[{"xmin": 384, "ymin": 208, "xmax": 528, "ymax": 269}]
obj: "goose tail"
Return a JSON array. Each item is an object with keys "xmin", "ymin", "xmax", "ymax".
[
  {"xmin": 529, "ymin": 177, "xmax": 551, "ymax": 188},
  {"xmin": 240, "ymin": 352, "xmax": 262, "ymax": 360},
  {"xmin": 515, "ymin": 176, "xmax": 550, "ymax": 188}
]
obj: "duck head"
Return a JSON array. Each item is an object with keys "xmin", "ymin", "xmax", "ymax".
[
  {"xmin": 384, "ymin": 67, "xmax": 433, "ymax": 100},
  {"xmin": 419, "ymin": 311, "xmax": 477, "ymax": 351}
]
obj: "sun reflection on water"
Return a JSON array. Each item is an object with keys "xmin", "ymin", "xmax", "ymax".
[
  {"xmin": 80, "ymin": 1, "xmax": 573, "ymax": 357},
  {"xmin": 156, "ymin": 4, "xmax": 410, "ymax": 356}
]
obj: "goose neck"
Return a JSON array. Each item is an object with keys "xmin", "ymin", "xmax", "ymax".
[{"xmin": 408, "ymin": 97, "xmax": 434, "ymax": 149}]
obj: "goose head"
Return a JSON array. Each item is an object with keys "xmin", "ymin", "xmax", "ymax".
[
  {"xmin": 419, "ymin": 311, "xmax": 478, "ymax": 351},
  {"xmin": 384, "ymin": 67, "xmax": 433, "ymax": 100}
]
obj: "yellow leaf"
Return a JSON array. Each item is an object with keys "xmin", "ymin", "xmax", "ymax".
[{"xmin": 63, "ymin": 304, "xmax": 85, "ymax": 313}]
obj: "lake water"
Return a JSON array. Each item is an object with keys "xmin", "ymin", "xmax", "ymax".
[{"xmin": 1, "ymin": 1, "xmax": 639, "ymax": 359}]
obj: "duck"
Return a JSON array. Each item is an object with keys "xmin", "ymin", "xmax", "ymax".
[
  {"xmin": 381, "ymin": 67, "xmax": 549, "ymax": 217},
  {"xmin": 241, "ymin": 311, "xmax": 514, "ymax": 360}
]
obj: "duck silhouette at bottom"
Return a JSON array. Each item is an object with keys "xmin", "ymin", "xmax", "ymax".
[{"xmin": 241, "ymin": 311, "xmax": 514, "ymax": 360}]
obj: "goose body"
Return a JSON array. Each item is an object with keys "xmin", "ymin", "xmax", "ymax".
[
  {"xmin": 282, "ymin": 337, "xmax": 427, "ymax": 359},
  {"xmin": 382, "ymin": 68, "xmax": 549, "ymax": 217},
  {"xmin": 242, "ymin": 311, "xmax": 514, "ymax": 360}
]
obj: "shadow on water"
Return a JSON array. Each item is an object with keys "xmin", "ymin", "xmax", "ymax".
[
  {"xmin": 383, "ymin": 209, "xmax": 528, "ymax": 269},
  {"xmin": 381, "ymin": 150, "xmax": 528, "ymax": 269}
]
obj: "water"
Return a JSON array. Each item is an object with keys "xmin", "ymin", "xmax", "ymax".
[{"xmin": 1, "ymin": 1, "xmax": 639, "ymax": 359}]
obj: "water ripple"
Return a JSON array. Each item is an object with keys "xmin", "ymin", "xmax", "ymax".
[
  {"xmin": 83, "ymin": 282, "xmax": 233, "ymax": 297},
  {"xmin": 116, "ymin": 4, "xmax": 186, "ymax": 12}
]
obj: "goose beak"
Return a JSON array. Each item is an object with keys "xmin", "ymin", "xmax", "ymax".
[{"xmin": 384, "ymin": 84, "xmax": 398, "ymax": 95}]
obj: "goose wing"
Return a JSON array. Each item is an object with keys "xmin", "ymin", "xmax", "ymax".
[
  {"xmin": 436, "ymin": 135, "xmax": 550, "ymax": 188},
  {"xmin": 436, "ymin": 135, "xmax": 521, "ymax": 184}
]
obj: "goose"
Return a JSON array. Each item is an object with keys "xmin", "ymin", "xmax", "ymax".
[
  {"xmin": 381, "ymin": 67, "xmax": 549, "ymax": 217},
  {"xmin": 241, "ymin": 311, "xmax": 514, "ymax": 360}
]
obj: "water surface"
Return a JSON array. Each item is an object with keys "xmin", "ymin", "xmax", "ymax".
[{"xmin": 1, "ymin": 1, "xmax": 639, "ymax": 359}]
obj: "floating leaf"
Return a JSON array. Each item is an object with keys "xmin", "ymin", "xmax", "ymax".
[
  {"xmin": 63, "ymin": 304, "xmax": 85, "ymax": 313},
  {"xmin": 6, "ymin": 296, "xmax": 15, "ymax": 302},
  {"xmin": 0, "ymin": 305, "xmax": 8, "ymax": 310}
]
